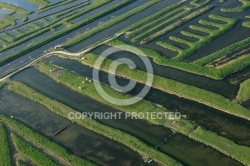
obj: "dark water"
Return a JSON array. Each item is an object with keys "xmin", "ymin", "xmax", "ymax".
[
  {"xmin": 0, "ymin": 87, "xmax": 146, "ymax": 166},
  {"xmin": 42, "ymin": 56, "xmax": 250, "ymax": 147}
]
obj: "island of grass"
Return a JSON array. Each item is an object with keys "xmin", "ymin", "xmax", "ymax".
[
  {"xmin": 237, "ymin": 78, "xmax": 250, "ymax": 101},
  {"xmin": 0, "ymin": 123, "xmax": 12, "ymax": 166},
  {"xmin": 12, "ymin": 133, "xmax": 59, "ymax": 166}
]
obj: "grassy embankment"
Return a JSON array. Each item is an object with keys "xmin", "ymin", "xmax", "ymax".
[
  {"xmin": 190, "ymin": 0, "xmax": 212, "ymax": 7},
  {"xmin": 84, "ymin": 42, "xmax": 250, "ymax": 121},
  {"xmin": 141, "ymin": 5, "xmax": 213, "ymax": 44},
  {"xmin": 63, "ymin": 0, "xmax": 162, "ymax": 48},
  {"xmin": 0, "ymin": 123, "xmax": 12, "ymax": 166},
  {"xmin": 0, "ymin": 0, "xmax": 132, "ymax": 66},
  {"xmin": 237, "ymin": 78, "xmax": 250, "ymax": 101},
  {"xmin": 0, "ymin": 115, "xmax": 95, "ymax": 166},
  {"xmin": 243, "ymin": 16, "xmax": 250, "ymax": 28},
  {"xmin": 221, "ymin": 0, "xmax": 250, "ymax": 12},
  {"xmin": 8, "ymin": 81, "xmax": 182, "ymax": 166},
  {"xmin": 243, "ymin": 21, "xmax": 250, "ymax": 28},
  {"xmin": 34, "ymin": 62, "xmax": 250, "ymax": 165},
  {"xmin": 157, "ymin": 14, "xmax": 237, "ymax": 61},
  {"xmin": 11, "ymin": 133, "xmax": 59, "ymax": 166}
]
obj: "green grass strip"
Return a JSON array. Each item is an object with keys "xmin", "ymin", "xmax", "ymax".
[
  {"xmin": 181, "ymin": 30, "xmax": 204, "ymax": 40},
  {"xmin": 190, "ymin": 0, "xmax": 212, "ymax": 7},
  {"xmin": 169, "ymin": 36, "xmax": 194, "ymax": 47},
  {"xmin": 156, "ymin": 41, "xmax": 184, "ymax": 54},
  {"xmin": 0, "ymin": 123, "xmax": 12, "ymax": 166},
  {"xmin": 0, "ymin": 115, "xmax": 95, "ymax": 166},
  {"xmin": 189, "ymin": 24, "xmax": 214, "ymax": 34},
  {"xmin": 7, "ymin": 81, "xmax": 182, "ymax": 166},
  {"xmin": 199, "ymin": 19, "xmax": 222, "ymax": 28},
  {"xmin": 11, "ymin": 133, "xmax": 59, "ymax": 166},
  {"xmin": 243, "ymin": 21, "xmax": 250, "ymax": 28},
  {"xmin": 63, "ymin": 0, "xmax": 162, "ymax": 48},
  {"xmin": 37, "ymin": 61, "xmax": 250, "ymax": 166}
]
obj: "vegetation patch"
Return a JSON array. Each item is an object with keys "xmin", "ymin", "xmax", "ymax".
[
  {"xmin": 0, "ymin": 123, "xmax": 12, "ymax": 166},
  {"xmin": 237, "ymin": 78, "xmax": 250, "ymax": 101},
  {"xmin": 12, "ymin": 133, "xmax": 59, "ymax": 166},
  {"xmin": 242, "ymin": 21, "xmax": 250, "ymax": 28}
]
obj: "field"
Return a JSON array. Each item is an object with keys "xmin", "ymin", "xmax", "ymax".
[{"xmin": 0, "ymin": 0, "xmax": 250, "ymax": 165}]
